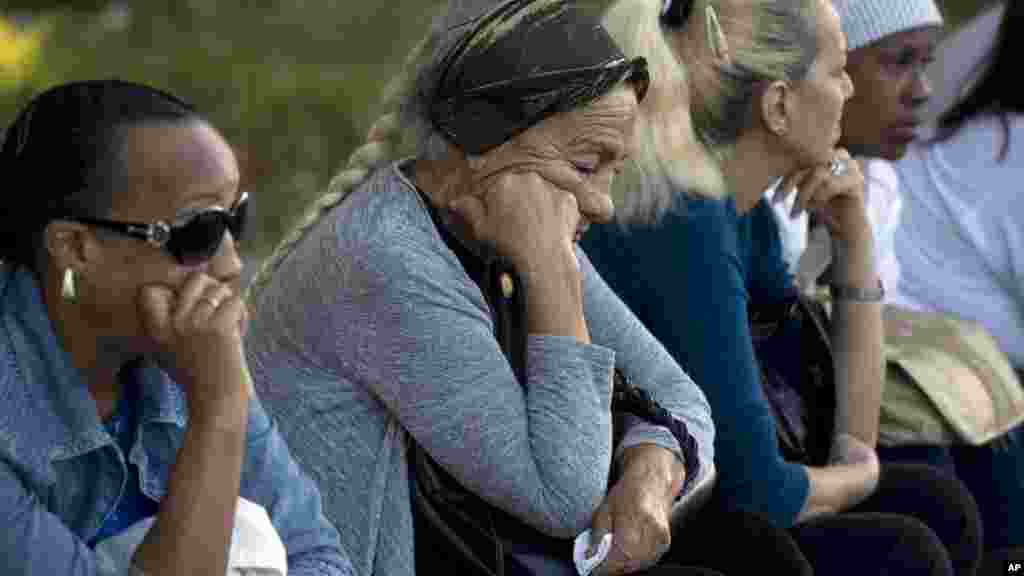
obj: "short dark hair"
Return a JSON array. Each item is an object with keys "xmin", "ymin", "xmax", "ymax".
[{"xmin": 0, "ymin": 79, "xmax": 196, "ymax": 270}]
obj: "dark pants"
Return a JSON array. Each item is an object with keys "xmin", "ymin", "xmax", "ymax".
[
  {"xmin": 638, "ymin": 565, "xmax": 729, "ymax": 569},
  {"xmin": 506, "ymin": 556, "xmax": 725, "ymax": 576},
  {"xmin": 504, "ymin": 511, "xmax": 769, "ymax": 576},
  {"xmin": 670, "ymin": 463, "xmax": 981, "ymax": 576},
  {"xmin": 878, "ymin": 423, "xmax": 1024, "ymax": 551},
  {"xmin": 791, "ymin": 463, "xmax": 981, "ymax": 576},
  {"xmin": 665, "ymin": 508, "xmax": 813, "ymax": 576}
]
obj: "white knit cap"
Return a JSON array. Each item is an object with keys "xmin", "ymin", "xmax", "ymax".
[{"xmin": 833, "ymin": 0, "xmax": 944, "ymax": 51}]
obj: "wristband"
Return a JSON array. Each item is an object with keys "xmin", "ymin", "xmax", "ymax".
[{"xmin": 829, "ymin": 280, "xmax": 884, "ymax": 303}]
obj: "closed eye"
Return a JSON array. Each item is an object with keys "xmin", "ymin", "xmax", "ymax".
[{"xmin": 570, "ymin": 137, "xmax": 627, "ymax": 177}]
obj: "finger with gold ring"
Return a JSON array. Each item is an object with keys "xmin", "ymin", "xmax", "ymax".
[{"xmin": 828, "ymin": 158, "xmax": 848, "ymax": 177}]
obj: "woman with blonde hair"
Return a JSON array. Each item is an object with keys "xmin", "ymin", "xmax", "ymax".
[{"xmin": 585, "ymin": 0, "xmax": 983, "ymax": 573}]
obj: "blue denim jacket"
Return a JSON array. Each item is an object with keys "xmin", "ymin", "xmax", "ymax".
[{"xmin": 0, "ymin": 265, "xmax": 354, "ymax": 576}]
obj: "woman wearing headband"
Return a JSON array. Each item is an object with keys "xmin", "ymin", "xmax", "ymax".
[
  {"xmin": 243, "ymin": 1, "xmax": 729, "ymax": 575},
  {"xmin": 0, "ymin": 80, "xmax": 352, "ymax": 575},
  {"xmin": 585, "ymin": 0, "xmax": 983, "ymax": 574}
]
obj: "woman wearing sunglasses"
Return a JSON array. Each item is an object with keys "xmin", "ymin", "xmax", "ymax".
[{"xmin": 0, "ymin": 80, "xmax": 353, "ymax": 576}]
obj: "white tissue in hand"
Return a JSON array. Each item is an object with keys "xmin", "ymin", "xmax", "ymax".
[
  {"xmin": 573, "ymin": 529, "xmax": 612, "ymax": 576},
  {"xmin": 229, "ymin": 498, "xmax": 288, "ymax": 576}
]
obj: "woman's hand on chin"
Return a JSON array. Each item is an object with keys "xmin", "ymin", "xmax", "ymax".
[
  {"xmin": 780, "ymin": 148, "xmax": 871, "ymax": 243},
  {"xmin": 138, "ymin": 271, "xmax": 251, "ymax": 422},
  {"xmin": 448, "ymin": 166, "xmax": 583, "ymax": 281}
]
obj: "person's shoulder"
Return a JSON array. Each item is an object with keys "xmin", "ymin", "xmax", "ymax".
[
  {"xmin": 641, "ymin": 192, "xmax": 735, "ymax": 231},
  {"xmin": 677, "ymin": 193, "xmax": 733, "ymax": 218},
  {"xmin": 583, "ymin": 195, "xmax": 719, "ymax": 280},
  {"xmin": 589, "ymin": 194, "xmax": 733, "ymax": 248},
  {"xmin": 0, "ymin": 264, "xmax": 17, "ymax": 318},
  {"xmin": 332, "ymin": 165, "xmax": 474, "ymax": 302},
  {"xmin": 930, "ymin": 115, "xmax": 1022, "ymax": 165},
  {"xmin": 674, "ymin": 194, "xmax": 741, "ymax": 256},
  {"xmin": 0, "ymin": 268, "xmax": 25, "ymax": 379},
  {"xmin": 906, "ymin": 117, "xmax": 1024, "ymax": 205},
  {"xmin": 329, "ymin": 163, "xmax": 443, "ymax": 266},
  {"xmin": 0, "ymin": 314, "xmax": 16, "ymax": 398},
  {"xmin": 337, "ymin": 162, "xmax": 433, "ymax": 246},
  {"xmin": 0, "ymin": 271, "xmax": 50, "ymax": 486}
]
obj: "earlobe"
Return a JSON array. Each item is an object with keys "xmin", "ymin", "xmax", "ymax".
[
  {"xmin": 760, "ymin": 80, "xmax": 791, "ymax": 136},
  {"xmin": 43, "ymin": 220, "xmax": 94, "ymax": 272}
]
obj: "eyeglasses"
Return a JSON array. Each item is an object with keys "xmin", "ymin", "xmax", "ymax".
[{"xmin": 66, "ymin": 192, "xmax": 249, "ymax": 266}]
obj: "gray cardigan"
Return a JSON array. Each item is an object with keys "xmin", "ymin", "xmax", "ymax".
[{"xmin": 245, "ymin": 161, "xmax": 715, "ymax": 576}]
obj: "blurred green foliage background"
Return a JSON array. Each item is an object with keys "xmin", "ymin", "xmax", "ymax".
[{"xmin": 0, "ymin": 0, "xmax": 999, "ymax": 262}]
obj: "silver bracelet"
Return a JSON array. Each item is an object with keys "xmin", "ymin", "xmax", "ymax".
[{"xmin": 829, "ymin": 280, "xmax": 884, "ymax": 302}]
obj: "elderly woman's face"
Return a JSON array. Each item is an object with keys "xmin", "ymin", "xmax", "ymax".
[{"xmin": 467, "ymin": 87, "xmax": 639, "ymax": 236}]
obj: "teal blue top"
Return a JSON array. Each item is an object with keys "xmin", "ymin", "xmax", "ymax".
[{"xmin": 581, "ymin": 195, "xmax": 811, "ymax": 527}]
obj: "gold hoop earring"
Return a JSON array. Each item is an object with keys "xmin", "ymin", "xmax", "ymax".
[{"xmin": 61, "ymin": 268, "xmax": 77, "ymax": 302}]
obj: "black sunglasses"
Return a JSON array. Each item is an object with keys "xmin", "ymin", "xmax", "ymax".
[{"xmin": 66, "ymin": 192, "xmax": 249, "ymax": 266}]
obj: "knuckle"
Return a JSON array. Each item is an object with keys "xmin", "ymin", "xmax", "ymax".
[
  {"xmin": 497, "ymin": 173, "xmax": 525, "ymax": 196},
  {"xmin": 490, "ymin": 184, "xmax": 514, "ymax": 209},
  {"xmin": 190, "ymin": 270, "xmax": 212, "ymax": 288},
  {"xmin": 497, "ymin": 172, "xmax": 517, "ymax": 188},
  {"xmin": 561, "ymin": 191, "xmax": 580, "ymax": 211},
  {"xmin": 183, "ymin": 271, "xmax": 201, "ymax": 289}
]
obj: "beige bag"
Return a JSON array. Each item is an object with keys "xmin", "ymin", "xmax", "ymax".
[{"xmin": 879, "ymin": 305, "xmax": 1024, "ymax": 446}]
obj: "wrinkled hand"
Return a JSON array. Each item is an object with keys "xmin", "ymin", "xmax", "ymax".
[
  {"xmin": 139, "ymin": 272, "xmax": 251, "ymax": 417},
  {"xmin": 775, "ymin": 148, "xmax": 869, "ymax": 242},
  {"xmin": 448, "ymin": 167, "xmax": 583, "ymax": 279},
  {"xmin": 589, "ymin": 467, "xmax": 673, "ymax": 575},
  {"xmin": 829, "ymin": 433, "xmax": 881, "ymax": 507}
]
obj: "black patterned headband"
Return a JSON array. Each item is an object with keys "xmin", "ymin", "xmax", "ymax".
[{"xmin": 428, "ymin": 0, "xmax": 649, "ymax": 155}]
